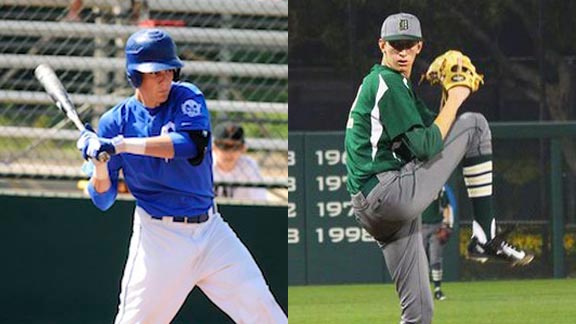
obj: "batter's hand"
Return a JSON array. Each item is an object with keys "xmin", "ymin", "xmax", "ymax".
[
  {"xmin": 77, "ymin": 123, "xmax": 97, "ymax": 143},
  {"xmin": 76, "ymin": 124, "xmax": 117, "ymax": 161},
  {"xmin": 76, "ymin": 123, "xmax": 98, "ymax": 159}
]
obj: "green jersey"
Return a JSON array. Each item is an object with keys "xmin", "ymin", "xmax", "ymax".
[
  {"xmin": 421, "ymin": 186, "xmax": 450, "ymax": 224},
  {"xmin": 345, "ymin": 64, "xmax": 443, "ymax": 195}
]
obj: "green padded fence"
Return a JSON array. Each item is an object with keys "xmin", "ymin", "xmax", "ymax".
[{"xmin": 0, "ymin": 195, "xmax": 287, "ymax": 323}]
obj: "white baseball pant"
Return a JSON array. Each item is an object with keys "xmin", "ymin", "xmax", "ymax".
[{"xmin": 114, "ymin": 206, "xmax": 287, "ymax": 324}]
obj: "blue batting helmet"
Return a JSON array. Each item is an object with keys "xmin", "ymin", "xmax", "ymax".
[{"xmin": 125, "ymin": 28, "xmax": 184, "ymax": 88}]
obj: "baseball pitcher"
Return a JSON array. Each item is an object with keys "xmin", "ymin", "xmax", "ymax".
[
  {"xmin": 345, "ymin": 12, "xmax": 533, "ymax": 324},
  {"xmin": 76, "ymin": 29, "xmax": 287, "ymax": 324}
]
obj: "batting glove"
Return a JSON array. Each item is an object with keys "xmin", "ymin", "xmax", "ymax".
[
  {"xmin": 76, "ymin": 124, "xmax": 98, "ymax": 151},
  {"xmin": 77, "ymin": 124, "xmax": 99, "ymax": 160},
  {"xmin": 76, "ymin": 124, "xmax": 120, "ymax": 161},
  {"xmin": 93, "ymin": 135, "xmax": 128, "ymax": 159}
]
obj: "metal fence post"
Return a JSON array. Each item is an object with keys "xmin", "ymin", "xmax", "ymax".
[{"xmin": 550, "ymin": 138, "xmax": 565, "ymax": 278}]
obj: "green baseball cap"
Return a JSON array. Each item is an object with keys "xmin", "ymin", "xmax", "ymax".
[{"xmin": 381, "ymin": 13, "xmax": 422, "ymax": 41}]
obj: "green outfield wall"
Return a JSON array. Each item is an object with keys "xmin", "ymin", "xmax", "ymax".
[
  {"xmin": 289, "ymin": 122, "xmax": 576, "ymax": 285},
  {"xmin": 0, "ymin": 195, "xmax": 287, "ymax": 323}
]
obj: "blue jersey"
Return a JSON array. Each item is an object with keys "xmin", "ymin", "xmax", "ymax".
[{"xmin": 91, "ymin": 82, "xmax": 214, "ymax": 216}]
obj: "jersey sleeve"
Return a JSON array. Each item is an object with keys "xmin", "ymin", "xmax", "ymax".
[
  {"xmin": 86, "ymin": 110, "xmax": 122, "ymax": 210},
  {"xmin": 402, "ymin": 124, "xmax": 443, "ymax": 161},
  {"xmin": 170, "ymin": 84, "xmax": 211, "ymax": 162},
  {"xmin": 173, "ymin": 85, "xmax": 210, "ymax": 132},
  {"xmin": 378, "ymin": 74, "xmax": 443, "ymax": 161},
  {"xmin": 378, "ymin": 74, "xmax": 425, "ymax": 140}
]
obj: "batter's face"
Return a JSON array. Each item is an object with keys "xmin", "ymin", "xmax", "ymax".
[
  {"xmin": 213, "ymin": 140, "xmax": 246, "ymax": 172},
  {"xmin": 379, "ymin": 39, "xmax": 422, "ymax": 78},
  {"xmin": 136, "ymin": 69, "xmax": 175, "ymax": 108}
]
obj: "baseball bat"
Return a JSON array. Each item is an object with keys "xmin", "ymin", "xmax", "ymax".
[{"xmin": 34, "ymin": 64, "xmax": 110, "ymax": 162}]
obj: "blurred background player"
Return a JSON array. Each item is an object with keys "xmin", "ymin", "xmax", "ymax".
[
  {"xmin": 66, "ymin": 0, "xmax": 145, "ymax": 23},
  {"xmin": 213, "ymin": 122, "xmax": 268, "ymax": 201},
  {"xmin": 66, "ymin": 0, "xmax": 83, "ymax": 21},
  {"xmin": 421, "ymin": 185, "xmax": 455, "ymax": 301}
]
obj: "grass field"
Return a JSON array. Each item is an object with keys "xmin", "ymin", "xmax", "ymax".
[{"xmin": 289, "ymin": 278, "xmax": 576, "ymax": 323}]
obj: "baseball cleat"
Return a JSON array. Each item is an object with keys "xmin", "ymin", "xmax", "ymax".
[
  {"xmin": 486, "ymin": 233, "xmax": 535, "ymax": 266},
  {"xmin": 466, "ymin": 237, "xmax": 489, "ymax": 263},
  {"xmin": 467, "ymin": 232, "xmax": 534, "ymax": 267},
  {"xmin": 434, "ymin": 288, "xmax": 446, "ymax": 301}
]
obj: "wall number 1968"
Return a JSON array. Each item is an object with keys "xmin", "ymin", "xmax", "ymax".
[{"xmin": 315, "ymin": 150, "xmax": 346, "ymax": 165}]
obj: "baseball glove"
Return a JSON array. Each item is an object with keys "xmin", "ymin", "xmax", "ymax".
[
  {"xmin": 436, "ymin": 225, "xmax": 453, "ymax": 245},
  {"xmin": 421, "ymin": 50, "xmax": 484, "ymax": 105}
]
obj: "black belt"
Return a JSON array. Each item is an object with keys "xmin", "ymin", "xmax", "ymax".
[{"xmin": 151, "ymin": 212, "xmax": 210, "ymax": 224}]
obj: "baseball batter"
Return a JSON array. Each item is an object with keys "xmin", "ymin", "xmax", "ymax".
[
  {"xmin": 345, "ymin": 13, "xmax": 534, "ymax": 324},
  {"xmin": 76, "ymin": 28, "xmax": 287, "ymax": 324}
]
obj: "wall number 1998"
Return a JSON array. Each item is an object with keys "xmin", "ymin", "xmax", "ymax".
[{"xmin": 315, "ymin": 227, "xmax": 374, "ymax": 243}]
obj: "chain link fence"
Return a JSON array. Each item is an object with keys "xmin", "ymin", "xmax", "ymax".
[{"xmin": 0, "ymin": 0, "xmax": 288, "ymax": 202}]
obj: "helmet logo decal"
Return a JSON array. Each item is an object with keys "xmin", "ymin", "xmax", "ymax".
[{"xmin": 181, "ymin": 99, "xmax": 202, "ymax": 117}]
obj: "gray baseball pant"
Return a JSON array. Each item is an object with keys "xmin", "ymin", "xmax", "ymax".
[
  {"xmin": 351, "ymin": 112, "xmax": 492, "ymax": 324},
  {"xmin": 422, "ymin": 222, "xmax": 444, "ymax": 280}
]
